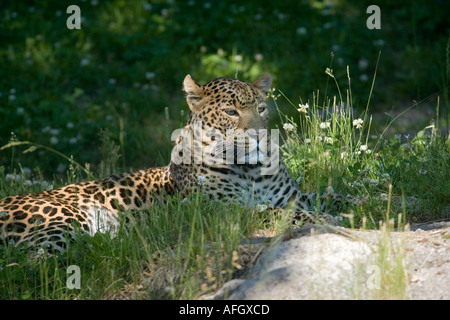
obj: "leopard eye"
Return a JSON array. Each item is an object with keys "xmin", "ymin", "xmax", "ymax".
[
  {"xmin": 224, "ymin": 108, "xmax": 239, "ymax": 117},
  {"xmin": 258, "ymin": 104, "xmax": 267, "ymax": 114}
]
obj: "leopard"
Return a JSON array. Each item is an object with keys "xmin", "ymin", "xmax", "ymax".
[{"xmin": 0, "ymin": 73, "xmax": 344, "ymax": 254}]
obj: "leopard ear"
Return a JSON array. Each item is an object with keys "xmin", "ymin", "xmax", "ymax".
[
  {"xmin": 253, "ymin": 73, "xmax": 272, "ymax": 97},
  {"xmin": 183, "ymin": 75, "xmax": 203, "ymax": 112}
]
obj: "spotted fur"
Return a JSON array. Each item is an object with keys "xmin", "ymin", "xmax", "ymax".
[{"xmin": 0, "ymin": 74, "xmax": 342, "ymax": 253}]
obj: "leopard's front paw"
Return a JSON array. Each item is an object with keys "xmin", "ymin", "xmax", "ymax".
[{"xmin": 292, "ymin": 209, "xmax": 338, "ymax": 226}]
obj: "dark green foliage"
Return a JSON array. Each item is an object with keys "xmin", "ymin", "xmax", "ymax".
[{"xmin": 1, "ymin": 1, "xmax": 448, "ymax": 176}]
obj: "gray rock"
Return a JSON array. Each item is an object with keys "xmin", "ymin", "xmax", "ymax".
[{"xmin": 211, "ymin": 222, "xmax": 450, "ymax": 300}]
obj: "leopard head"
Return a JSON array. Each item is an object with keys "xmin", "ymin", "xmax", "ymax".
[
  {"xmin": 182, "ymin": 74, "xmax": 272, "ymax": 133},
  {"xmin": 170, "ymin": 74, "xmax": 274, "ymax": 190}
]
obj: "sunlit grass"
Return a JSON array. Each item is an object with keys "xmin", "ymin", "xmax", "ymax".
[
  {"xmin": 273, "ymin": 67, "xmax": 450, "ymax": 228},
  {"xmin": 0, "ymin": 180, "xmax": 274, "ymax": 299}
]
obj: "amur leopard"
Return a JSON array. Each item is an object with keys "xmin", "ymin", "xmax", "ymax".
[{"xmin": 0, "ymin": 74, "xmax": 343, "ymax": 253}]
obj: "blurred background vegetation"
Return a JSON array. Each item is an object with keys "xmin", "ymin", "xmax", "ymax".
[{"xmin": 0, "ymin": 0, "xmax": 449, "ymax": 179}]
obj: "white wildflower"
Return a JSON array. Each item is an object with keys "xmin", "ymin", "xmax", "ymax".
[
  {"xmin": 49, "ymin": 128, "xmax": 59, "ymax": 135},
  {"xmin": 143, "ymin": 2, "xmax": 152, "ymax": 10},
  {"xmin": 340, "ymin": 152, "xmax": 348, "ymax": 159},
  {"xmin": 145, "ymin": 72, "xmax": 155, "ymax": 79},
  {"xmin": 283, "ymin": 123, "xmax": 295, "ymax": 132},
  {"xmin": 319, "ymin": 122, "xmax": 330, "ymax": 129},
  {"xmin": 277, "ymin": 13, "xmax": 286, "ymax": 21},
  {"xmin": 358, "ymin": 59, "xmax": 369, "ymax": 70},
  {"xmin": 256, "ymin": 204, "xmax": 268, "ymax": 213},
  {"xmin": 353, "ymin": 118, "xmax": 363, "ymax": 129},
  {"xmin": 325, "ymin": 137, "xmax": 333, "ymax": 144},
  {"xmin": 297, "ymin": 103, "xmax": 309, "ymax": 114},
  {"xmin": 34, "ymin": 180, "xmax": 53, "ymax": 190},
  {"xmin": 296, "ymin": 27, "xmax": 308, "ymax": 36},
  {"xmin": 254, "ymin": 53, "xmax": 264, "ymax": 61},
  {"xmin": 161, "ymin": 8, "xmax": 169, "ymax": 18},
  {"xmin": 373, "ymin": 39, "xmax": 385, "ymax": 46},
  {"xmin": 360, "ymin": 144, "xmax": 368, "ymax": 151},
  {"xmin": 331, "ymin": 44, "xmax": 340, "ymax": 52},
  {"xmin": 69, "ymin": 137, "xmax": 78, "ymax": 144},
  {"xmin": 379, "ymin": 193, "xmax": 389, "ymax": 201},
  {"xmin": 46, "ymin": 183, "xmax": 54, "ymax": 190},
  {"xmin": 80, "ymin": 58, "xmax": 90, "ymax": 66},
  {"xmin": 50, "ymin": 136, "xmax": 58, "ymax": 145}
]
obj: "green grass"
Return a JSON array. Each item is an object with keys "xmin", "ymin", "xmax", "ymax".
[
  {"xmin": 275, "ymin": 67, "xmax": 450, "ymax": 228},
  {"xmin": 0, "ymin": 0, "xmax": 449, "ymax": 300},
  {"xmin": 0, "ymin": 183, "xmax": 281, "ymax": 299}
]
